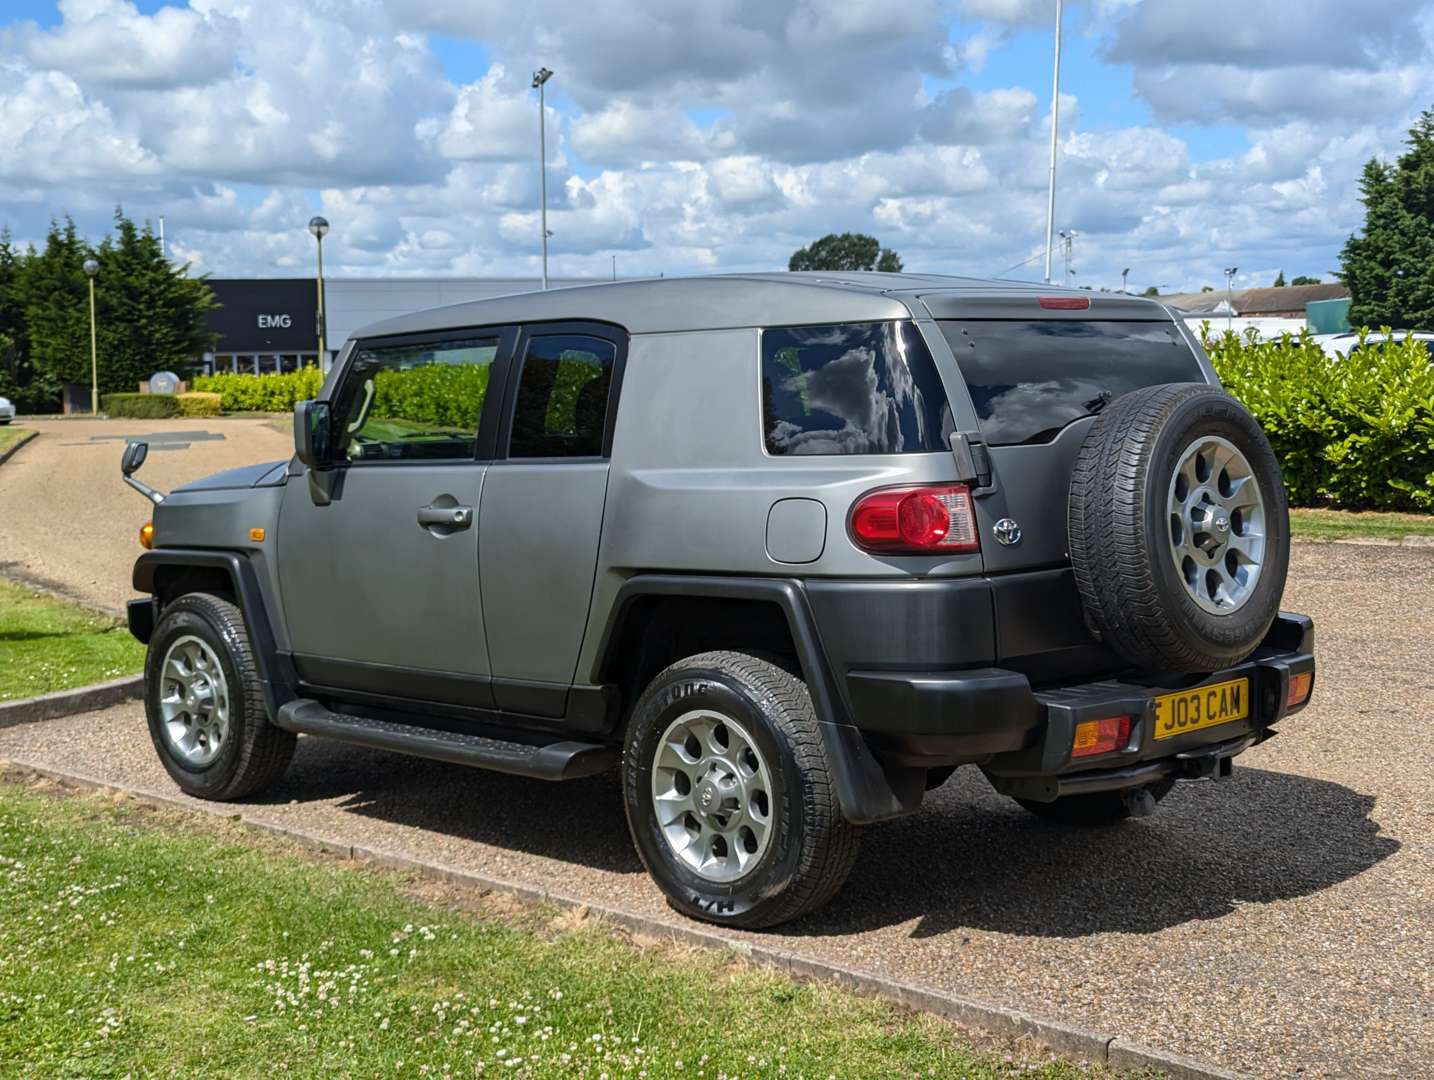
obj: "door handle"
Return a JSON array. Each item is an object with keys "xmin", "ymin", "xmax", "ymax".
[{"xmin": 417, "ymin": 504, "xmax": 473, "ymax": 529}]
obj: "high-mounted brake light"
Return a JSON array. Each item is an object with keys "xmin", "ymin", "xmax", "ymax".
[
  {"xmin": 849, "ymin": 484, "xmax": 980, "ymax": 554},
  {"xmin": 1039, "ymin": 296, "xmax": 1090, "ymax": 310}
]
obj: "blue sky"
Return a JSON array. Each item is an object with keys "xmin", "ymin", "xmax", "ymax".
[{"xmin": 1, "ymin": 0, "xmax": 1431, "ymax": 290}]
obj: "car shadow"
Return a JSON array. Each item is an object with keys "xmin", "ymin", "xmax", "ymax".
[
  {"xmin": 251, "ymin": 736, "xmax": 642, "ymax": 875},
  {"xmin": 793, "ymin": 765, "xmax": 1398, "ymax": 939},
  {"xmin": 251, "ymin": 740, "xmax": 1396, "ymax": 938}
]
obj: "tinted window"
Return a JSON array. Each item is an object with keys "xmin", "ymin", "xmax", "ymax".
[
  {"xmin": 335, "ymin": 337, "xmax": 497, "ymax": 462},
  {"xmin": 940, "ymin": 320, "xmax": 1204, "ymax": 446},
  {"xmin": 762, "ymin": 321, "xmax": 952, "ymax": 456},
  {"xmin": 509, "ymin": 334, "xmax": 616, "ymax": 458}
]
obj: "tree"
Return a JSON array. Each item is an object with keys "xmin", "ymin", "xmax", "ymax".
[
  {"xmin": 24, "ymin": 210, "xmax": 216, "ymax": 400},
  {"xmin": 0, "ymin": 229, "xmax": 47, "ymax": 411},
  {"xmin": 1201, "ymin": 285, "xmax": 1215, "ymax": 292},
  {"xmin": 1140, "ymin": 286, "xmax": 1160, "ymax": 297},
  {"xmin": 1340, "ymin": 108, "xmax": 1434, "ymax": 328},
  {"xmin": 1273, "ymin": 270, "xmax": 1286, "ymax": 287},
  {"xmin": 1291, "ymin": 275, "xmax": 1321, "ymax": 286},
  {"xmin": 789, "ymin": 233, "xmax": 903, "ymax": 273},
  {"xmin": 91, "ymin": 209, "xmax": 216, "ymax": 394}
]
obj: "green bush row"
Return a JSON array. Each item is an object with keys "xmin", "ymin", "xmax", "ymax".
[
  {"xmin": 101, "ymin": 392, "xmax": 180, "ymax": 419},
  {"xmin": 372, "ymin": 363, "xmax": 489, "ymax": 429},
  {"xmin": 177, "ymin": 391, "xmax": 222, "ymax": 418},
  {"xmin": 1208, "ymin": 327, "xmax": 1434, "ymax": 512},
  {"xmin": 192, "ymin": 367, "xmax": 324, "ymax": 412}
]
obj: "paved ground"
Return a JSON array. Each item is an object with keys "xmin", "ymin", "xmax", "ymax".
[
  {"xmin": 0, "ymin": 542, "xmax": 1428, "ymax": 1078},
  {"xmin": 0, "ymin": 417, "xmax": 290, "ymax": 613}
]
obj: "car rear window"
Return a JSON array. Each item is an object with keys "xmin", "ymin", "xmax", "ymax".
[
  {"xmin": 938, "ymin": 320, "xmax": 1204, "ymax": 446},
  {"xmin": 761, "ymin": 321, "xmax": 952, "ymax": 456}
]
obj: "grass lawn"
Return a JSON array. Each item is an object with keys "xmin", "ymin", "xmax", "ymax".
[
  {"xmin": 0, "ymin": 779, "xmax": 1148, "ymax": 1080},
  {"xmin": 0, "ymin": 579, "xmax": 145, "ymax": 701},
  {"xmin": 1289, "ymin": 507, "xmax": 1434, "ymax": 541},
  {"xmin": 0, "ymin": 425, "xmax": 33, "ymax": 455}
]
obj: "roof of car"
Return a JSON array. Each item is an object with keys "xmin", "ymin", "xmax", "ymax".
[{"xmin": 353, "ymin": 271, "xmax": 1173, "ymax": 339}]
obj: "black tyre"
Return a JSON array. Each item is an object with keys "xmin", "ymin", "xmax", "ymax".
[
  {"xmin": 1069, "ymin": 382, "xmax": 1290, "ymax": 673},
  {"xmin": 1015, "ymin": 778, "xmax": 1175, "ymax": 826},
  {"xmin": 623, "ymin": 651, "xmax": 860, "ymax": 929},
  {"xmin": 144, "ymin": 592, "xmax": 295, "ymax": 800}
]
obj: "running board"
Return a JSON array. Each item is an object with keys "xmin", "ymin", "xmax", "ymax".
[{"xmin": 274, "ymin": 699, "xmax": 617, "ymax": 781}]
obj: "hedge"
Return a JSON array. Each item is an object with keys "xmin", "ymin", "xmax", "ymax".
[
  {"xmin": 177, "ymin": 391, "xmax": 222, "ymax": 418},
  {"xmin": 1208, "ymin": 327, "xmax": 1434, "ymax": 512},
  {"xmin": 192, "ymin": 367, "xmax": 324, "ymax": 412},
  {"xmin": 101, "ymin": 393, "xmax": 181, "ymax": 419}
]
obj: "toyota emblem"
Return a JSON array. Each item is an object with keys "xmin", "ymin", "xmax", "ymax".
[{"xmin": 993, "ymin": 518, "xmax": 1023, "ymax": 546}]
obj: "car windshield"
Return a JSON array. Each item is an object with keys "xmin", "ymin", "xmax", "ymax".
[{"xmin": 939, "ymin": 319, "xmax": 1204, "ymax": 446}]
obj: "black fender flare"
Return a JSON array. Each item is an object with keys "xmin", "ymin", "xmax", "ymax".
[
  {"xmin": 132, "ymin": 549, "xmax": 295, "ymax": 718},
  {"xmin": 594, "ymin": 574, "xmax": 924, "ymax": 824}
]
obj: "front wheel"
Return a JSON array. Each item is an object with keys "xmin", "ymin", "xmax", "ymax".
[
  {"xmin": 623, "ymin": 651, "xmax": 859, "ymax": 929},
  {"xmin": 144, "ymin": 592, "xmax": 295, "ymax": 800}
]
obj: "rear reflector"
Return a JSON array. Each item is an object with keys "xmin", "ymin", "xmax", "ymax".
[
  {"xmin": 1286, "ymin": 671, "xmax": 1313, "ymax": 709},
  {"xmin": 1071, "ymin": 715, "xmax": 1133, "ymax": 758},
  {"xmin": 849, "ymin": 484, "xmax": 980, "ymax": 555},
  {"xmin": 1039, "ymin": 296, "xmax": 1090, "ymax": 310}
]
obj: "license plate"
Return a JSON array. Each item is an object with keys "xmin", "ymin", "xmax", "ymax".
[{"xmin": 1152, "ymin": 678, "xmax": 1249, "ymax": 740}]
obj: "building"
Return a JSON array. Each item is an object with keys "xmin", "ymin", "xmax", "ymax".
[
  {"xmin": 1162, "ymin": 283, "xmax": 1351, "ymax": 341},
  {"xmin": 199, "ymin": 277, "xmax": 591, "ymax": 375}
]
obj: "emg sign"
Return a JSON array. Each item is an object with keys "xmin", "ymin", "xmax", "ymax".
[
  {"xmin": 258, "ymin": 314, "xmax": 293, "ymax": 329},
  {"xmin": 205, "ymin": 279, "xmax": 315, "ymax": 351}
]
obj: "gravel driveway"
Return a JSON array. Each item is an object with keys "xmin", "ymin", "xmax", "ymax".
[
  {"xmin": 0, "ymin": 417, "xmax": 290, "ymax": 612},
  {"xmin": 0, "ymin": 542, "xmax": 1428, "ymax": 1077}
]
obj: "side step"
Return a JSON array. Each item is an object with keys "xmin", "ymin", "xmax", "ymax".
[{"xmin": 274, "ymin": 699, "xmax": 617, "ymax": 781}]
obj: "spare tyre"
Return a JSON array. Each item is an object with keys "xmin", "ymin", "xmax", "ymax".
[{"xmin": 1068, "ymin": 382, "xmax": 1289, "ymax": 673}]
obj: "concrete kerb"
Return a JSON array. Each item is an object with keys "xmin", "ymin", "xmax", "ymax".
[
  {"xmin": 0, "ymin": 676, "xmax": 144, "ymax": 729},
  {"xmin": 0, "ymin": 756, "xmax": 1248, "ymax": 1080},
  {"xmin": 0, "ymin": 427, "xmax": 38, "ymax": 466}
]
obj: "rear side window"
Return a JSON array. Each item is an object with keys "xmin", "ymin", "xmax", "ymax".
[
  {"xmin": 939, "ymin": 320, "xmax": 1204, "ymax": 446},
  {"xmin": 508, "ymin": 334, "xmax": 616, "ymax": 459},
  {"xmin": 761, "ymin": 321, "xmax": 952, "ymax": 456}
]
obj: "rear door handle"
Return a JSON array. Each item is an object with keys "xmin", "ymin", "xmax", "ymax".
[{"xmin": 417, "ymin": 504, "xmax": 473, "ymax": 529}]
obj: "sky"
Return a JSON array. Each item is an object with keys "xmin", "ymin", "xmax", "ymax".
[{"xmin": 2, "ymin": 0, "xmax": 1432, "ymax": 293}]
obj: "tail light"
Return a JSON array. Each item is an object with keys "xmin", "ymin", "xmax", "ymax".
[
  {"xmin": 849, "ymin": 484, "xmax": 980, "ymax": 554},
  {"xmin": 1071, "ymin": 715, "xmax": 1133, "ymax": 758},
  {"xmin": 1286, "ymin": 671, "xmax": 1313, "ymax": 709},
  {"xmin": 1039, "ymin": 296, "xmax": 1090, "ymax": 310}
]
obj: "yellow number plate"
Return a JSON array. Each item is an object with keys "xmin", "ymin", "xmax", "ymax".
[{"xmin": 1153, "ymin": 678, "xmax": 1249, "ymax": 740}]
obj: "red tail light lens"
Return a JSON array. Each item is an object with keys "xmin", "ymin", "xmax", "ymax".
[
  {"xmin": 1039, "ymin": 296, "xmax": 1090, "ymax": 310},
  {"xmin": 850, "ymin": 484, "xmax": 980, "ymax": 554},
  {"xmin": 1071, "ymin": 715, "xmax": 1133, "ymax": 758}
]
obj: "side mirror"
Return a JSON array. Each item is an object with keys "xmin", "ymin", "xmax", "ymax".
[
  {"xmin": 121, "ymin": 440, "xmax": 148, "ymax": 476},
  {"xmin": 294, "ymin": 400, "xmax": 333, "ymax": 470}
]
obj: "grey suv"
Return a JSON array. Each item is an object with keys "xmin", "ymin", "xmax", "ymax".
[{"xmin": 123, "ymin": 272, "xmax": 1315, "ymax": 928}]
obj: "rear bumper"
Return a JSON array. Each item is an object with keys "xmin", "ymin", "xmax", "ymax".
[{"xmin": 846, "ymin": 611, "xmax": 1315, "ymax": 794}]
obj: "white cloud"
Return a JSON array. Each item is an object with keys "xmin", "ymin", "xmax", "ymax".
[{"xmin": 21, "ymin": 0, "xmax": 236, "ymax": 88}]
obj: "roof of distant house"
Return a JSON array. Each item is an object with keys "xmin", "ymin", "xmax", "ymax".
[{"xmin": 1163, "ymin": 283, "xmax": 1349, "ymax": 315}]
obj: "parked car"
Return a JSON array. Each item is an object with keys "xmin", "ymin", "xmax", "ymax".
[
  {"xmin": 121, "ymin": 273, "xmax": 1316, "ymax": 928},
  {"xmin": 0, "ymin": 395, "xmax": 14, "ymax": 424},
  {"xmin": 1312, "ymin": 330, "xmax": 1434, "ymax": 360}
]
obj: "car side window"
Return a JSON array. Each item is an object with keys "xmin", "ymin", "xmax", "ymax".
[
  {"xmin": 508, "ymin": 334, "xmax": 616, "ymax": 458},
  {"xmin": 332, "ymin": 337, "xmax": 498, "ymax": 462}
]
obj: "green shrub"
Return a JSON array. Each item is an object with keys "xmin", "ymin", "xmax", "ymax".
[
  {"xmin": 1208, "ymin": 326, "xmax": 1434, "ymax": 511},
  {"xmin": 192, "ymin": 367, "xmax": 324, "ymax": 412},
  {"xmin": 370, "ymin": 363, "xmax": 490, "ymax": 429},
  {"xmin": 177, "ymin": 391, "xmax": 222, "ymax": 417},
  {"xmin": 101, "ymin": 392, "xmax": 180, "ymax": 419}
]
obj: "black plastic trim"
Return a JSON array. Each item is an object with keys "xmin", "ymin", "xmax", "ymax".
[
  {"xmin": 126, "ymin": 598, "xmax": 156, "ymax": 645},
  {"xmin": 596, "ymin": 574, "xmax": 924, "ymax": 824},
  {"xmin": 133, "ymin": 548, "xmax": 294, "ymax": 717},
  {"xmin": 293, "ymin": 653, "xmax": 496, "ymax": 710}
]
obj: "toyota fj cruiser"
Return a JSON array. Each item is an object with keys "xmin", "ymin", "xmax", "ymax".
[{"xmin": 123, "ymin": 273, "xmax": 1315, "ymax": 928}]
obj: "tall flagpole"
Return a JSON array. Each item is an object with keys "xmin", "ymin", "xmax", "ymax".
[{"xmin": 1043, "ymin": 0, "xmax": 1064, "ymax": 284}]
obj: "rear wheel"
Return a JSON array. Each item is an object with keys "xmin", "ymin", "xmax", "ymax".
[
  {"xmin": 623, "ymin": 651, "xmax": 859, "ymax": 929},
  {"xmin": 145, "ymin": 592, "xmax": 295, "ymax": 800},
  {"xmin": 1014, "ymin": 778, "xmax": 1175, "ymax": 827}
]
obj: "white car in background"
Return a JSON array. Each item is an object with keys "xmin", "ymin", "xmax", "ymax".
[
  {"xmin": 1313, "ymin": 330, "xmax": 1434, "ymax": 360},
  {"xmin": 0, "ymin": 396, "xmax": 14, "ymax": 424}
]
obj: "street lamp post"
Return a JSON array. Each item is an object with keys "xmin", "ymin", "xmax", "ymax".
[
  {"xmin": 1121, "ymin": 267, "xmax": 1130, "ymax": 294},
  {"xmin": 308, "ymin": 216, "xmax": 330, "ymax": 368},
  {"xmin": 1043, "ymin": 0, "xmax": 1064, "ymax": 284},
  {"xmin": 1224, "ymin": 266, "xmax": 1239, "ymax": 333},
  {"xmin": 83, "ymin": 258, "xmax": 99, "ymax": 415},
  {"xmin": 532, "ymin": 66, "xmax": 553, "ymax": 290}
]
